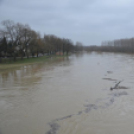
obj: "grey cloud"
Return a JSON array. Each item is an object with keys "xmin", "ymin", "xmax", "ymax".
[
  {"xmin": 1, "ymin": 0, "xmax": 134, "ymax": 45},
  {"xmin": 0, "ymin": 0, "xmax": 3, "ymax": 5}
]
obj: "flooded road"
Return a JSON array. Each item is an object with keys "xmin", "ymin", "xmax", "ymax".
[{"xmin": 0, "ymin": 52, "xmax": 134, "ymax": 134}]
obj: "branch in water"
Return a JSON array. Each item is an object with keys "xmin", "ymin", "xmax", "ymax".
[{"xmin": 110, "ymin": 80, "xmax": 123, "ymax": 90}]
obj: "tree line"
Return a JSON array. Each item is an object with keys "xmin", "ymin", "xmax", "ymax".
[
  {"xmin": 0, "ymin": 20, "xmax": 84, "ymax": 62},
  {"xmin": 84, "ymin": 37, "xmax": 134, "ymax": 53}
]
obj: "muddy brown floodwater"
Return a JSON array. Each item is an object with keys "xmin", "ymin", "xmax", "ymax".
[{"xmin": 0, "ymin": 52, "xmax": 134, "ymax": 134}]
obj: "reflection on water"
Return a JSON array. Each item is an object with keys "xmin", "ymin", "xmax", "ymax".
[
  {"xmin": 0, "ymin": 57, "xmax": 70, "ymax": 90},
  {"xmin": 1, "ymin": 53, "xmax": 134, "ymax": 134}
]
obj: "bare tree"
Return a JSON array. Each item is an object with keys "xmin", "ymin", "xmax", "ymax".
[{"xmin": 1, "ymin": 20, "xmax": 18, "ymax": 60}]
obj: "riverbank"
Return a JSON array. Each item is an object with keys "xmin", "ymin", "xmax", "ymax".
[{"xmin": 0, "ymin": 55, "xmax": 67, "ymax": 70}]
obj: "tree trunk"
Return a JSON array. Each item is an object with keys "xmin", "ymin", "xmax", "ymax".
[
  {"xmin": 32, "ymin": 52, "xmax": 34, "ymax": 58},
  {"xmin": 13, "ymin": 53, "xmax": 16, "ymax": 61},
  {"xmin": 26, "ymin": 52, "xmax": 29, "ymax": 58},
  {"xmin": 37, "ymin": 51, "xmax": 38, "ymax": 57},
  {"xmin": 21, "ymin": 54, "xmax": 23, "ymax": 60},
  {"xmin": 63, "ymin": 44, "xmax": 65, "ymax": 55},
  {"xmin": 20, "ymin": 50, "xmax": 23, "ymax": 60},
  {"xmin": 25, "ymin": 47, "xmax": 29, "ymax": 59},
  {"xmin": 0, "ymin": 57, "xmax": 2, "ymax": 63}
]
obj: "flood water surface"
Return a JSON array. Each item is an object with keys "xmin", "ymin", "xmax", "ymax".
[{"xmin": 0, "ymin": 53, "xmax": 134, "ymax": 134}]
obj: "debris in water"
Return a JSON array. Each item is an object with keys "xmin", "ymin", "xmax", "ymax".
[
  {"xmin": 107, "ymin": 71, "xmax": 113, "ymax": 74},
  {"xmin": 77, "ymin": 111, "xmax": 83, "ymax": 115},
  {"xmin": 46, "ymin": 122, "xmax": 60, "ymax": 134},
  {"xmin": 111, "ymin": 91, "xmax": 128, "ymax": 97},
  {"xmin": 55, "ymin": 114, "xmax": 74, "ymax": 121},
  {"xmin": 84, "ymin": 104, "xmax": 97, "ymax": 113},
  {"xmin": 103, "ymin": 78, "xmax": 117, "ymax": 81},
  {"xmin": 110, "ymin": 80, "xmax": 123, "ymax": 90},
  {"xmin": 117, "ymin": 86, "xmax": 129, "ymax": 89}
]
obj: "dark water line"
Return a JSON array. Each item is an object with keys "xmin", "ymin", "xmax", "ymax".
[{"xmin": 46, "ymin": 90, "xmax": 128, "ymax": 134}]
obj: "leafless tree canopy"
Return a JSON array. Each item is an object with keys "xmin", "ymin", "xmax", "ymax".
[
  {"xmin": 84, "ymin": 38, "xmax": 134, "ymax": 53},
  {"xmin": 0, "ymin": 20, "xmax": 83, "ymax": 62}
]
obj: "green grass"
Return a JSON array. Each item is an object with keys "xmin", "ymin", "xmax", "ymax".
[
  {"xmin": 1, "ymin": 56, "xmax": 49, "ymax": 63},
  {"xmin": 0, "ymin": 55, "xmax": 66, "ymax": 70},
  {"xmin": 0, "ymin": 56, "xmax": 46, "ymax": 70}
]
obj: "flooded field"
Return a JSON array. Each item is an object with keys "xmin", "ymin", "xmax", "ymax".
[{"xmin": 0, "ymin": 52, "xmax": 134, "ymax": 134}]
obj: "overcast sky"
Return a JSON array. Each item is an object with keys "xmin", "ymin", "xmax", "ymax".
[{"xmin": 0, "ymin": 0, "xmax": 134, "ymax": 45}]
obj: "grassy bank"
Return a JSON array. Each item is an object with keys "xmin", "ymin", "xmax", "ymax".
[{"xmin": 0, "ymin": 55, "xmax": 66, "ymax": 70}]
